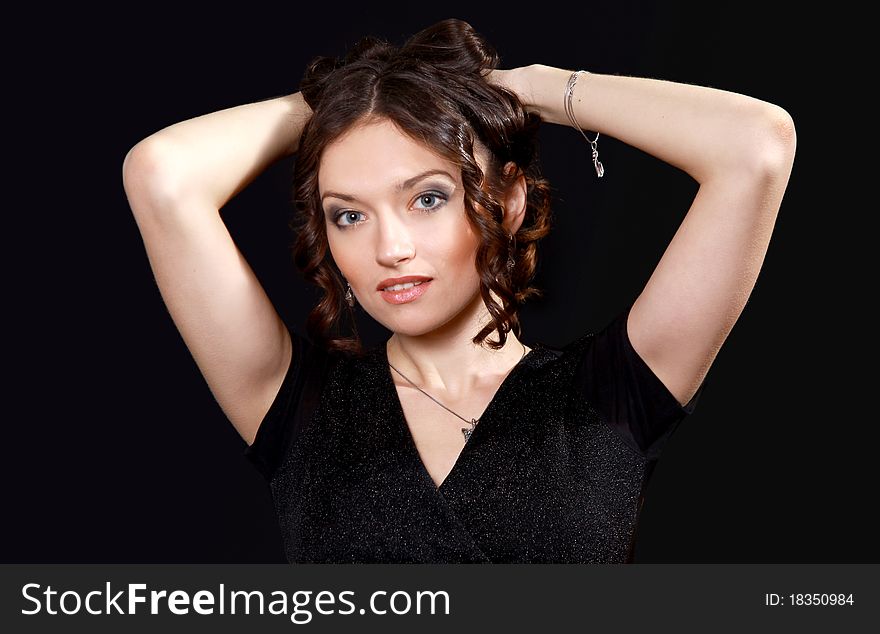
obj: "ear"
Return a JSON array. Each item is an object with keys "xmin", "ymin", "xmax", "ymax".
[{"xmin": 501, "ymin": 161, "xmax": 528, "ymax": 234}]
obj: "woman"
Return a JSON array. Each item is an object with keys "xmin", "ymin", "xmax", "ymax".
[{"xmin": 122, "ymin": 19, "xmax": 795, "ymax": 563}]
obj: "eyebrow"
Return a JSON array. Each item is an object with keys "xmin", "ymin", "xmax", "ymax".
[{"xmin": 321, "ymin": 169, "xmax": 456, "ymax": 203}]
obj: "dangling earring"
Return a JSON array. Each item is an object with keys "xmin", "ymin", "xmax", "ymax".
[
  {"xmin": 506, "ymin": 232, "xmax": 516, "ymax": 272},
  {"xmin": 345, "ymin": 281, "xmax": 355, "ymax": 307}
]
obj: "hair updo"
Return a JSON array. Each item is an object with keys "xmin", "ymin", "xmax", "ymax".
[{"xmin": 290, "ymin": 18, "xmax": 553, "ymax": 356}]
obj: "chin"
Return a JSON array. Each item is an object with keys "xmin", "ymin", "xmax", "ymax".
[{"xmin": 373, "ymin": 304, "xmax": 461, "ymax": 338}]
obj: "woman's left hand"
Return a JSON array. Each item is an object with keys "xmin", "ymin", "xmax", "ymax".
[{"xmin": 485, "ymin": 66, "xmax": 536, "ymax": 114}]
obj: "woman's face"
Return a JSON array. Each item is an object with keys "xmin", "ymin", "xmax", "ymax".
[{"xmin": 318, "ymin": 118, "xmax": 503, "ymax": 337}]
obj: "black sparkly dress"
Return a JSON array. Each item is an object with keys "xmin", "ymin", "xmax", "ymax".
[{"xmin": 244, "ymin": 303, "xmax": 705, "ymax": 563}]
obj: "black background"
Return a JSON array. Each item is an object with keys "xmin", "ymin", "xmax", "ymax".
[{"xmin": 5, "ymin": 1, "xmax": 870, "ymax": 563}]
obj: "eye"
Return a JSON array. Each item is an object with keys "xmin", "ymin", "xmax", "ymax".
[
  {"xmin": 334, "ymin": 210, "xmax": 366, "ymax": 228},
  {"xmin": 414, "ymin": 191, "xmax": 447, "ymax": 211},
  {"xmin": 331, "ymin": 190, "xmax": 449, "ymax": 230}
]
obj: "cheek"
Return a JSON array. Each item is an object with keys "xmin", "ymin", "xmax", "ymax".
[
  {"xmin": 451, "ymin": 215, "xmax": 480, "ymax": 260},
  {"xmin": 325, "ymin": 234, "xmax": 354, "ymax": 276},
  {"xmin": 432, "ymin": 219, "xmax": 480, "ymax": 275}
]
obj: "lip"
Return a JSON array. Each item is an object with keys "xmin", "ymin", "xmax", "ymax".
[
  {"xmin": 379, "ymin": 279, "xmax": 432, "ymax": 305},
  {"xmin": 376, "ymin": 275, "xmax": 433, "ymax": 291}
]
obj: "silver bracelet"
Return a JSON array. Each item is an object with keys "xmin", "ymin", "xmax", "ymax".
[{"xmin": 564, "ymin": 70, "xmax": 604, "ymax": 178}]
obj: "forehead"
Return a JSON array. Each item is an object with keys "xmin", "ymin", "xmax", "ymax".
[{"xmin": 318, "ymin": 119, "xmax": 487, "ymax": 195}]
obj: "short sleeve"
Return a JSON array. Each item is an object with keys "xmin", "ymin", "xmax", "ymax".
[
  {"xmin": 571, "ymin": 303, "xmax": 706, "ymax": 460},
  {"xmin": 243, "ymin": 324, "xmax": 327, "ymax": 482}
]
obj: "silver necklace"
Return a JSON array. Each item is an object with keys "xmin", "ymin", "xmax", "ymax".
[{"xmin": 388, "ymin": 341, "xmax": 528, "ymax": 442}]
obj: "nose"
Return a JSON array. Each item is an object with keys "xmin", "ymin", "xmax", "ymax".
[{"xmin": 375, "ymin": 210, "xmax": 416, "ymax": 267}]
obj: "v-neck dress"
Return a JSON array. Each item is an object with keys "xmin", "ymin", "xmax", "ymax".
[{"xmin": 244, "ymin": 303, "xmax": 705, "ymax": 563}]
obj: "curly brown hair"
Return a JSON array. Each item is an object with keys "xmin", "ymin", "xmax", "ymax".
[{"xmin": 290, "ymin": 18, "xmax": 553, "ymax": 357}]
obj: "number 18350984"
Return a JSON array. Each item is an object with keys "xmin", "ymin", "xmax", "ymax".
[{"xmin": 764, "ymin": 593, "xmax": 854, "ymax": 606}]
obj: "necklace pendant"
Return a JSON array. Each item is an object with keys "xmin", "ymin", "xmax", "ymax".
[{"xmin": 461, "ymin": 418, "xmax": 478, "ymax": 442}]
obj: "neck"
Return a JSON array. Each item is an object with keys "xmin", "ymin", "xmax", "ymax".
[{"xmin": 386, "ymin": 290, "xmax": 530, "ymax": 398}]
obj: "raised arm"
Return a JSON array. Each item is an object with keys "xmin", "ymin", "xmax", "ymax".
[
  {"xmin": 495, "ymin": 64, "xmax": 796, "ymax": 406},
  {"xmin": 122, "ymin": 91, "xmax": 313, "ymax": 445}
]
